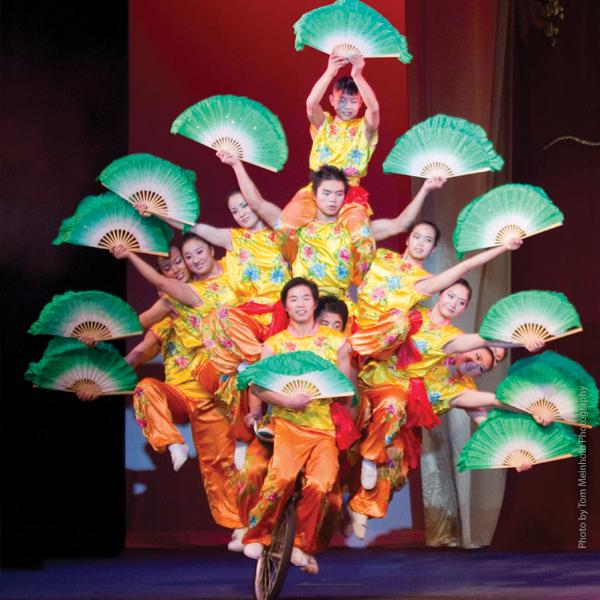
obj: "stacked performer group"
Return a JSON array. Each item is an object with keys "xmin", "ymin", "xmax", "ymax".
[{"xmin": 26, "ymin": 0, "xmax": 598, "ymax": 577}]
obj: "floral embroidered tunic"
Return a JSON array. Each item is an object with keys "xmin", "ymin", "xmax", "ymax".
[
  {"xmin": 225, "ymin": 227, "xmax": 292, "ymax": 306},
  {"xmin": 166, "ymin": 262, "xmax": 238, "ymax": 350},
  {"xmin": 148, "ymin": 316, "xmax": 211, "ymax": 393},
  {"xmin": 359, "ymin": 307, "xmax": 463, "ymax": 389},
  {"xmin": 309, "ymin": 112, "xmax": 378, "ymax": 186},
  {"xmin": 356, "ymin": 248, "xmax": 430, "ymax": 329},
  {"xmin": 264, "ymin": 325, "xmax": 346, "ymax": 432},
  {"xmin": 292, "ymin": 219, "xmax": 374, "ymax": 302},
  {"xmin": 424, "ymin": 360, "xmax": 476, "ymax": 416}
]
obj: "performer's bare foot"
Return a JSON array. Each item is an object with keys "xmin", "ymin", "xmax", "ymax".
[
  {"xmin": 227, "ymin": 527, "xmax": 247, "ymax": 553},
  {"xmin": 243, "ymin": 542, "xmax": 264, "ymax": 559},
  {"xmin": 290, "ymin": 546, "xmax": 309, "ymax": 567},
  {"xmin": 168, "ymin": 443, "xmax": 189, "ymax": 471},
  {"xmin": 300, "ymin": 555, "xmax": 319, "ymax": 575},
  {"xmin": 347, "ymin": 506, "xmax": 367, "ymax": 540}
]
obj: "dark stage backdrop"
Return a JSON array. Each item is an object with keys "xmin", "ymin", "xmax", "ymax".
[
  {"xmin": 492, "ymin": 1, "xmax": 600, "ymax": 551},
  {"xmin": 1, "ymin": 2, "xmax": 128, "ymax": 566},
  {"xmin": 127, "ymin": 0, "xmax": 416, "ymax": 548}
]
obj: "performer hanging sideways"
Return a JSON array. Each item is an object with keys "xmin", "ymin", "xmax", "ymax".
[
  {"xmin": 242, "ymin": 277, "xmax": 352, "ymax": 575},
  {"xmin": 110, "ymin": 235, "xmax": 244, "ymax": 535},
  {"xmin": 349, "ymin": 279, "xmax": 544, "ymax": 538}
]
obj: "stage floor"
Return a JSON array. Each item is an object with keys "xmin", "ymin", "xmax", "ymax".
[{"xmin": 2, "ymin": 548, "xmax": 599, "ymax": 600}]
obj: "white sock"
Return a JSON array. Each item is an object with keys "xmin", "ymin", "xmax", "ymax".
[
  {"xmin": 234, "ymin": 440, "xmax": 248, "ymax": 471},
  {"xmin": 360, "ymin": 458, "xmax": 377, "ymax": 490},
  {"xmin": 168, "ymin": 443, "xmax": 189, "ymax": 472}
]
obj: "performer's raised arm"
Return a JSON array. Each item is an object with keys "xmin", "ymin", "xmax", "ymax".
[
  {"xmin": 415, "ymin": 236, "xmax": 522, "ymax": 296},
  {"xmin": 217, "ymin": 151, "xmax": 281, "ymax": 229},
  {"xmin": 348, "ymin": 55, "xmax": 379, "ymax": 138},
  {"xmin": 306, "ymin": 53, "xmax": 346, "ymax": 128},
  {"xmin": 371, "ymin": 177, "xmax": 446, "ymax": 241}
]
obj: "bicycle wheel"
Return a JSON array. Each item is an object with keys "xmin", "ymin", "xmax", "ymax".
[{"xmin": 253, "ymin": 500, "xmax": 296, "ymax": 600}]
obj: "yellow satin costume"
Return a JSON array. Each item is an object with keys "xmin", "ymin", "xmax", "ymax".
[
  {"xmin": 203, "ymin": 227, "xmax": 292, "ymax": 375},
  {"xmin": 351, "ymin": 248, "xmax": 430, "ymax": 358},
  {"xmin": 242, "ymin": 326, "xmax": 346, "ymax": 554},
  {"xmin": 350, "ymin": 307, "xmax": 463, "ymax": 520},
  {"xmin": 134, "ymin": 266, "xmax": 242, "ymax": 530}
]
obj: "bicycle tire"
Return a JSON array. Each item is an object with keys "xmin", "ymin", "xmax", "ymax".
[{"xmin": 253, "ymin": 500, "xmax": 296, "ymax": 600}]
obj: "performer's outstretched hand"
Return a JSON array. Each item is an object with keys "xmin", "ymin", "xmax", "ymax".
[
  {"xmin": 77, "ymin": 335, "xmax": 97, "ymax": 347},
  {"xmin": 327, "ymin": 52, "xmax": 346, "ymax": 75},
  {"xmin": 111, "ymin": 242, "xmax": 131, "ymax": 260},
  {"xmin": 349, "ymin": 54, "xmax": 365, "ymax": 78},
  {"xmin": 134, "ymin": 202, "xmax": 151, "ymax": 217},
  {"xmin": 216, "ymin": 150, "xmax": 240, "ymax": 167},
  {"xmin": 76, "ymin": 390, "xmax": 99, "ymax": 402},
  {"xmin": 524, "ymin": 338, "xmax": 545, "ymax": 353},
  {"xmin": 422, "ymin": 176, "xmax": 447, "ymax": 192},
  {"xmin": 502, "ymin": 235, "xmax": 523, "ymax": 251}
]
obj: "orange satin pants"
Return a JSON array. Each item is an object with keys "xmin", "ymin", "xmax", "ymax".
[
  {"xmin": 242, "ymin": 418, "xmax": 339, "ymax": 554},
  {"xmin": 133, "ymin": 378, "xmax": 242, "ymax": 529},
  {"xmin": 237, "ymin": 438, "xmax": 271, "ymax": 526},
  {"xmin": 349, "ymin": 385, "xmax": 409, "ymax": 519}
]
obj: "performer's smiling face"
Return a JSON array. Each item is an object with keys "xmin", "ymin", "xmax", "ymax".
[
  {"xmin": 228, "ymin": 192, "xmax": 260, "ymax": 230},
  {"xmin": 314, "ymin": 179, "xmax": 346, "ymax": 219},
  {"xmin": 406, "ymin": 224, "xmax": 436, "ymax": 261},
  {"xmin": 454, "ymin": 349, "xmax": 494, "ymax": 377},
  {"xmin": 437, "ymin": 283, "xmax": 470, "ymax": 320},
  {"xmin": 158, "ymin": 246, "xmax": 190, "ymax": 282},
  {"xmin": 284, "ymin": 284, "xmax": 317, "ymax": 324},
  {"xmin": 330, "ymin": 90, "xmax": 362, "ymax": 121},
  {"xmin": 182, "ymin": 237, "xmax": 215, "ymax": 276}
]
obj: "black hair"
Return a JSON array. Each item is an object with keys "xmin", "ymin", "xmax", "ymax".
[
  {"xmin": 408, "ymin": 220, "xmax": 441, "ymax": 246},
  {"xmin": 315, "ymin": 295, "xmax": 349, "ymax": 330},
  {"xmin": 226, "ymin": 190, "xmax": 243, "ymax": 203},
  {"xmin": 441, "ymin": 278, "xmax": 472, "ymax": 303},
  {"xmin": 280, "ymin": 277, "xmax": 319, "ymax": 305},
  {"xmin": 310, "ymin": 165, "xmax": 349, "ymax": 195},
  {"xmin": 479, "ymin": 346, "xmax": 496, "ymax": 371},
  {"xmin": 334, "ymin": 76, "xmax": 359, "ymax": 96},
  {"xmin": 181, "ymin": 232, "xmax": 214, "ymax": 252}
]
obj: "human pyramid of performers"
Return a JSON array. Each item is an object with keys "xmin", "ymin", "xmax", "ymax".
[{"xmin": 25, "ymin": 0, "xmax": 598, "ymax": 576}]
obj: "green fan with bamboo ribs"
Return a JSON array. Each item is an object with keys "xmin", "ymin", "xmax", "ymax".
[
  {"xmin": 453, "ymin": 184, "xmax": 564, "ymax": 259},
  {"xmin": 293, "ymin": 0, "xmax": 412, "ymax": 63},
  {"xmin": 29, "ymin": 290, "xmax": 142, "ymax": 341},
  {"xmin": 383, "ymin": 114, "xmax": 504, "ymax": 178},
  {"xmin": 98, "ymin": 153, "xmax": 200, "ymax": 226},
  {"xmin": 457, "ymin": 410, "xmax": 582, "ymax": 471},
  {"xmin": 479, "ymin": 290, "xmax": 582, "ymax": 347},
  {"xmin": 237, "ymin": 350, "xmax": 355, "ymax": 400},
  {"xmin": 53, "ymin": 192, "xmax": 173, "ymax": 256},
  {"xmin": 25, "ymin": 338, "xmax": 137, "ymax": 397},
  {"xmin": 497, "ymin": 359, "xmax": 598, "ymax": 429},
  {"xmin": 503, "ymin": 351, "xmax": 599, "ymax": 429},
  {"xmin": 171, "ymin": 95, "xmax": 288, "ymax": 172}
]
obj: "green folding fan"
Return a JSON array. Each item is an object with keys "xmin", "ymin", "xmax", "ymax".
[
  {"xmin": 98, "ymin": 153, "xmax": 200, "ymax": 226},
  {"xmin": 506, "ymin": 351, "xmax": 599, "ymax": 428},
  {"xmin": 497, "ymin": 361, "xmax": 599, "ymax": 429},
  {"xmin": 53, "ymin": 192, "xmax": 173, "ymax": 256},
  {"xmin": 293, "ymin": 0, "xmax": 412, "ymax": 63},
  {"xmin": 237, "ymin": 350, "xmax": 355, "ymax": 400},
  {"xmin": 452, "ymin": 184, "xmax": 564, "ymax": 258},
  {"xmin": 171, "ymin": 95, "xmax": 288, "ymax": 172},
  {"xmin": 25, "ymin": 338, "xmax": 136, "ymax": 396},
  {"xmin": 457, "ymin": 410, "xmax": 582, "ymax": 471},
  {"xmin": 479, "ymin": 291, "xmax": 582, "ymax": 346},
  {"xmin": 383, "ymin": 114, "xmax": 504, "ymax": 178},
  {"xmin": 29, "ymin": 290, "xmax": 142, "ymax": 341}
]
